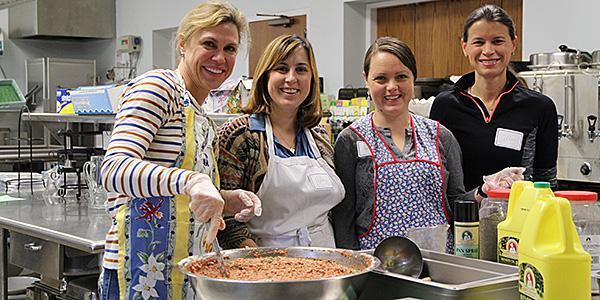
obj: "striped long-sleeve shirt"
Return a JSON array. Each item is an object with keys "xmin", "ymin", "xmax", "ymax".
[{"xmin": 100, "ymin": 69, "xmax": 208, "ymax": 269}]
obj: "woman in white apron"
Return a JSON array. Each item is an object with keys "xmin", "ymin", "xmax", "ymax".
[{"xmin": 217, "ymin": 34, "xmax": 345, "ymax": 249}]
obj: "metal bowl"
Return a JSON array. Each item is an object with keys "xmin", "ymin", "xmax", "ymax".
[{"xmin": 178, "ymin": 247, "xmax": 380, "ymax": 300}]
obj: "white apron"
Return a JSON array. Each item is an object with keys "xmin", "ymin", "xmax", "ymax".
[{"xmin": 247, "ymin": 116, "xmax": 345, "ymax": 247}]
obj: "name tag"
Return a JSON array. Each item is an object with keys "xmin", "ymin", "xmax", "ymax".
[
  {"xmin": 309, "ymin": 173, "xmax": 333, "ymax": 190},
  {"xmin": 356, "ymin": 141, "xmax": 371, "ymax": 158},
  {"xmin": 494, "ymin": 128, "xmax": 523, "ymax": 151}
]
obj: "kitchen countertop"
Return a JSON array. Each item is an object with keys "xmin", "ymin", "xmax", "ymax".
[{"xmin": 0, "ymin": 192, "xmax": 110, "ymax": 253}]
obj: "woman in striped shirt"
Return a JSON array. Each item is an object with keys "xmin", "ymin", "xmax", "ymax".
[{"xmin": 99, "ymin": 1, "xmax": 260, "ymax": 299}]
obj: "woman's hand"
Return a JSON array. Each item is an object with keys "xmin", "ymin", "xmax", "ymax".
[
  {"xmin": 239, "ymin": 238, "xmax": 258, "ymax": 248},
  {"xmin": 185, "ymin": 174, "xmax": 225, "ymax": 242},
  {"xmin": 482, "ymin": 167, "xmax": 526, "ymax": 193},
  {"xmin": 221, "ymin": 189, "xmax": 262, "ymax": 222}
]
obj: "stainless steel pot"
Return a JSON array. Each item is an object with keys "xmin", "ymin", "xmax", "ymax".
[
  {"xmin": 178, "ymin": 247, "xmax": 380, "ymax": 300},
  {"xmin": 529, "ymin": 53, "xmax": 554, "ymax": 66},
  {"xmin": 592, "ymin": 50, "xmax": 600, "ymax": 64},
  {"xmin": 529, "ymin": 52, "xmax": 592, "ymax": 69}
]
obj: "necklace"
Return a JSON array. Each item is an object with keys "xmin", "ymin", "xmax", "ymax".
[{"xmin": 273, "ymin": 126, "xmax": 296, "ymax": 153}]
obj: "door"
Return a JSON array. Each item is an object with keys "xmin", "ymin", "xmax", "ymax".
[{"xmin": 248, "ymin": 15, "xmax": 307, "ymax": 78}]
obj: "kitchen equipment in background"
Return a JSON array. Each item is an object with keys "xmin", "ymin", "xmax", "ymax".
[
  {"xmin": 519, "ymin": 64, "xmax": 600, "ymax": 183},
  {"xmin": 82, "ymin": 155, "xmax": 105, "ymax": 209},
  {"xmin": 413, "ymin": 77, "xmax": 453, "ymax": 99},
  {"xmin": 529, "ymin": 45, "xmax": 592, "ymax": 70},
  {"xmin": 0, "ymin": 79, "xmax": 26, "ymax": 108},
  {"xmin": 374, "ymin": 236, "xmax": 423, "ymax": 277},
  {"xmin": 360, "ymin": 249, "xmax": 518, "ymax": 299},
  {"xmin": 8, "ymin": 0, "xmax": 115, "ymax": 39},
  {"xmin": 26, "ymin": 57, "xmax": 96, "ymax": 113},
  {"xmin": 178, "ymin": 247, "xmax": 379, "ymax": 300}
]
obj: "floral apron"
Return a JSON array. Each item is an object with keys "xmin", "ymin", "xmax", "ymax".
[
  {"xmin": 350, "ymin": 113, "xmax": 449, "ymax": 250},
  {"xmin": 115, "ymin": 76, "xmax": 218, "ymax": 300}
]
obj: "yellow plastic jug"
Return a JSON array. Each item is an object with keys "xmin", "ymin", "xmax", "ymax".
[
  {"xmin": 497, "ymin": 181, "xmax": 554, "ymax": 265},
  {"xmin": 518, "ymin": 195, "xmax": 590, "ymax": 299}
]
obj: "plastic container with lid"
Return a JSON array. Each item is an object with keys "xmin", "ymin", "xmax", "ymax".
[
  {"xmin": 497, "ymin": 181, "xmax": 554, "ymax": 266},
  {"xmin": 554, "ymin": 190, "xmax": 600, "ymax": 290},
  {"xmin": 479, "ymin": 188, "xmax": 510, "ymax": 262},
  {"xmin": 518, "ymin": 194, "xmax": 590, "ymax": 299}
]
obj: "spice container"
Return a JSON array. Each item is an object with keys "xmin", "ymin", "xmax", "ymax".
[
  {"xmin": 554, "ymin": 190, "xmax": 600, "ymax": 290},
  {"xmin": 454, "ymin": 200, "xmax": 479, "ymax": 259},
  {"xmin": 479, "ymin": 189, "xmax": 510, "ymax": 262}
]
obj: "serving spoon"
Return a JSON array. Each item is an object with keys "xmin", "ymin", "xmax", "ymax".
[
  {"xmin": 198, "ymin": 220, "xmax": 230, "ymax": 278},
  {"xmin": 373, "ymin": 236, "xmax": 423, "ymax": 277}
]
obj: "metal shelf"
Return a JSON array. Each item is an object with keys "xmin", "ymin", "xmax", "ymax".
[
  {"xmin": 22, "ymin": 112, "xmax": 240, "ymax": 126},
  {"xmin": 21, "ymin": 113, "xmax": 116, "ymax": 124}
]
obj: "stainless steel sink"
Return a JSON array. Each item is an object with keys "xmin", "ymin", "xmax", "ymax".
[{"xmin": 359, "ymin": 249, "xmax": 518, "ymax": 299}]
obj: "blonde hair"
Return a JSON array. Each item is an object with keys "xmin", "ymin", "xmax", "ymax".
[
  {"xmin": 244, "ymin": 34, "xmax": 322, "ymax": 128},
  {"xmin": 177, "ymin": 0, "xmax": 249, "ymax": 47}
]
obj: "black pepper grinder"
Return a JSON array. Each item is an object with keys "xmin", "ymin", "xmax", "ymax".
[{"xmin": 454, "ymin": 200, "xmax": 479, "ymax": 259}]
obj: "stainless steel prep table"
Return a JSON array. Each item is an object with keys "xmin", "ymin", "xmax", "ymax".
[{"xmin": 0, "ymin": 192, "xmax": 111, "ymax": 300}]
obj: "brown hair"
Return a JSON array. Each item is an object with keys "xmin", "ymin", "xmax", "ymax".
[
  {"xmin": 243, "ymin": 34, "xmax": 322, "ymax": 128},
  {"xmin": 364, "ymin": 37, "xmax": 417, "ymax": 81},
  {"xmin": 463, "ymin": 4, "xmax": 516, "ymax": 42}
]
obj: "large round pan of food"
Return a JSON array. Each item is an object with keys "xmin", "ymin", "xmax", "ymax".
[{"xmin": 177, "ymin": 247, "xmax": 380, "ymax": 300}]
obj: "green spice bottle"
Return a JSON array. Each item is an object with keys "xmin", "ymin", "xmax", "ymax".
[{"xmin": 454, "ymin": 200, "xmax": 479, "ymax": 259}]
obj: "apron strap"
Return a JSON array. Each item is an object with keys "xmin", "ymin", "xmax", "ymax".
[{"xmin": 265, "ymin": 116, "xmax": 321, "ymax": 159}]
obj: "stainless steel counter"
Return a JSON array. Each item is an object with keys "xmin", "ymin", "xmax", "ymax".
[{"xmin": 0, "ymin": 192, "xmax": 111, "ymax": 299}]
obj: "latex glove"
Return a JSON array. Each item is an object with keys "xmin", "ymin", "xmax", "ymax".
[
  {"xmin": 203, "ymin": 214, "xmax": 226, "ymax": 248},
  {"xmin": 185, "ymin": 174, "xmax": 224, "ymax": 224},
  {"xmin": 482, "ymin": 167, "xmax": 526, "ymax": 194},
  {"xmin": 221, "ymin": 189, "xmax": 262, "ymax": 222}
]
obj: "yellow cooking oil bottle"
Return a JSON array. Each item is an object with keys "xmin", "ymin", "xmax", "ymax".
[
  {"xmin": 497, "ymin": 181, "xmax": 554, "ymax": 265},
  {"xmin": 518, "ymin": 194, "xmax": 590, "ymax": 299}
]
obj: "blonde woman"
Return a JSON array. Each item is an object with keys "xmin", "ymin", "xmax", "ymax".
[{"xmin": 100, "ymin": 1, "xmax": 260, "ymax": 299}]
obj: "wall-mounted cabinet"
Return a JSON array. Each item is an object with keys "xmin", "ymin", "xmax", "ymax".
[{"xmin": 9, "ymin": 0, "xmax": 115, "ymax": 39}]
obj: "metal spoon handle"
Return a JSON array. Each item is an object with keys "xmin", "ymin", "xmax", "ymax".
[
  {"xmin": 197, "ymin": 220, "xmax": 230, "ymax": 278},
  {"xmin": 212, "ymin": 238, "xmax": 230, "ymax": 278}
]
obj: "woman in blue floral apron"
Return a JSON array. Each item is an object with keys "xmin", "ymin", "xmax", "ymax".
[
  {"xmin": 99, "ymin": 2, "xmax": 260, "ymax": 299},
  {"xmin": 332, "ymin": 37, "xmax": 521, "ymax": 252},
  {"xmin": 332, "ymin": 37, "xmax": 454, "ymax": 251}
]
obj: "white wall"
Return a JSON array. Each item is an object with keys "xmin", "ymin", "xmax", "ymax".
[
  {"xmin": 522, "ymin": 0, "xmax": 600, "ymax": 57},
  {"xmin": 116, "ymin": 0, "xmax": 347, "ymax": 95}
]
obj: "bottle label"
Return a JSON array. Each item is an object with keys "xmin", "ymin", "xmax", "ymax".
[
  {"xmin": 519, "ymin": 262, "xmax": 544, "ymax": 300},
  {"xmin": 498, "ymin": 235, "xmax": 519, "ymax": 265},
  {"xmin": 580, "ymin": 234, "xmax": 600, "ymax": 269},
  {"xmin": 454, "ymin": 221, "xmax": 479, "ymax": 258}
]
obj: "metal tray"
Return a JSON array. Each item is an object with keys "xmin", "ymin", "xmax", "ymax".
[{"xmin": 359, "ymin": 249, "xmax": 518, "ymax": 299}]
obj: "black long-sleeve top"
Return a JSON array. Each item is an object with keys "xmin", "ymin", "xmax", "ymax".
[{"xmin": 430, "ymin": 71, "xmax": 558, "ymax": 191}]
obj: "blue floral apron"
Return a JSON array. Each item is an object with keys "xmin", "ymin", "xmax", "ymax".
[
  {"xmin": 115, "ymin": 88, "xmax": 218, "ymax": 299},
  {"xmin": 350, "ymin": 113, "xmax": 449, "ymax": 250}
]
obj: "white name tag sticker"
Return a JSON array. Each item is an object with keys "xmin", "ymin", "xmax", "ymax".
[
  {"xmin": 309, "ymin": 173, "xmax": 333, "ymax": 190},
  {"xmin": 494, "ymin": 128, "xmax": 523, "ymax": 151},
  {"xmin": 356, "ymin": 141, "xmax": 371, "ymax": 158}
]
